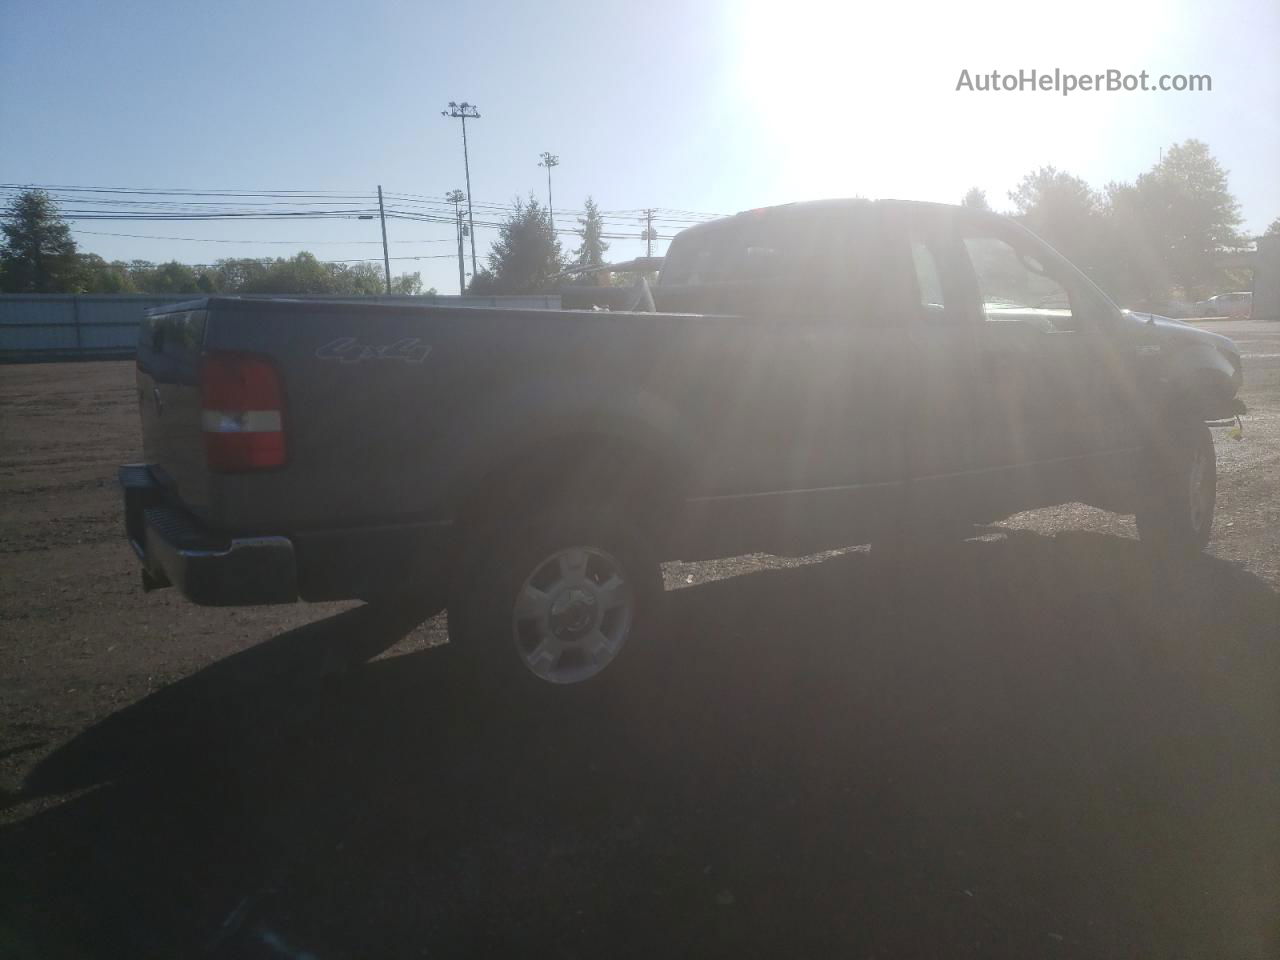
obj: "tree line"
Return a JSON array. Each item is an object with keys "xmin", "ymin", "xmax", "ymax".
[
  {"xmin": 0, "ymin": 187, "xmax": 611, "ymax": 298},
  {"xmin": 467, "ymin": 195, "xmax": 611, "ymax": 294},
  {"xmin": 4, "ymin": 139, "xmax": 1276, "ymax": 304},
  {"xmin": 962, "ymin": 139, "xmax": 1277, "ymax": 309},
  {"xmin": 0, "ymin": 191, "xmax": 427, "ymax": 296},
  {"xmin": 473, "ymin": 140, "xmax": 1275, "ymax": 306}
]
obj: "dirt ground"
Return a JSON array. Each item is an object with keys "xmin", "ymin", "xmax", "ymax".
[{"xmin": 2, "ymin": 320, "xmax": 1278, "ymax": 958}]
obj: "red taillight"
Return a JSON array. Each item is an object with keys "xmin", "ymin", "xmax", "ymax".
[{"xmin": 200, "ymin": 352, "xmax": 287, "ymax": 472}]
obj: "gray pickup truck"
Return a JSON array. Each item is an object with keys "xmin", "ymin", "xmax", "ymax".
[{"xmin": 121, "ymin": 199, "xmax": 1245, "ymax": 688}]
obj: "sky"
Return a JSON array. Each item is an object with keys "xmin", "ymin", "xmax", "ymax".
[{"xmin": 2, "ymin": 0, "xmax": 1278, "ymax": 294}]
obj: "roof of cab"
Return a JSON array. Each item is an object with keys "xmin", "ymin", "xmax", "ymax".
[{"xmin": 672, "ymin": 197, "xmax": 996, "ymax": 240}]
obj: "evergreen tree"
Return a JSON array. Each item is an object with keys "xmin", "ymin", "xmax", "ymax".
[
  {"xmin": 476, "ymin": 195, "xmax": 564, "ymax": 293},
  {"xmin": 572, "ymin": 196, "xmax": 610, "ymax": 272}
]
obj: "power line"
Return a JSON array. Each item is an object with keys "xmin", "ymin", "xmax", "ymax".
[
  {"xmin": 385, "ymin": 193, "xmax": 705, "ymax": 226},
  {"xmin": 6, "ymin": 196, "xmax": 377, "ymax": 208},
  {"xmin": 70, "ymin": 229, "xmax": 454, "ymax": 244},
  {"xmin": 178, "ymin": 253, "xmax": 462, "ymax": 268},
  {"xmin": 4, "ymin": 186, "xmax": 721, "ymax": 225},
  {"xmin": 0, "ymin": 183, "xmax": 373, "ymax": 197},
  {"xmin": 69, "ymin": 213, "xmax": 676, "ymax": 243},
  {"xmin": 325, "ymin": 253, "xmax": 461, "ymax": 263},
  {"xmin": 4, "ymin": 182, "xmax": 726, "ymax": 227},
  {"xmin": 9, "ymin": 181, "xmax": 690, "ymax": 267},
  {"xmin": 53, "ymin": 210, "xmax": 379, "ymax": 221}
]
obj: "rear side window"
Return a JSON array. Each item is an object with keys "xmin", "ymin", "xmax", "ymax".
[
  {"xmin": 661, "ymin": 207, "xmax": 879, "ymax": 319},
  {"xmin": 910, "ymin": 240, "xmax": 946, "ymax": 314},
  {"xmin": 662, "ymin": 218, "xmax": 809, "ymax": 286}
]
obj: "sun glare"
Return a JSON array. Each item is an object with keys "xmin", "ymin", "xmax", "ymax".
[{"xmin": 733, "ymin": 0, "xmax": 1169, "ymax": 204}]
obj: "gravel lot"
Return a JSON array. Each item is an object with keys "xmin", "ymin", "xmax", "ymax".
[{"xmin": 2, "ymin": 320, "xmax": 1278, "ymax": 958}]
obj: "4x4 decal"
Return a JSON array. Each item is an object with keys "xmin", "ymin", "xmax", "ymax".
[{"xmin": 315, "ymin": 337, "xmax": 432, "ymax": 364}]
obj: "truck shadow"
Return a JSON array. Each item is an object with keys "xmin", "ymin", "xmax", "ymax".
[{"xmin": 4, "ymin": 531, "xmax": 1279, "ymax": 959}]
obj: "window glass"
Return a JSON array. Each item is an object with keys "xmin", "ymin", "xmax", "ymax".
[
  {"xmin": 661, "ymin": 218, "xmax": 807, "ymax": 286},
  {"xmin": 910, "ymin": 240, "xmax": 946, "ymax": 320},
  {"xmin": 660, "ymin": 208, "xmax": 878, "ymax": 320},
  {"xmin": 963, "ymin": 236, "xmax": 1075, "ymax": 331}
]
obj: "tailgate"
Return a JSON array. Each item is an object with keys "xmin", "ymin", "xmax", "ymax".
[{"xmin": 134, "ymin": 305, "xmax": 211, "ymax": 515}]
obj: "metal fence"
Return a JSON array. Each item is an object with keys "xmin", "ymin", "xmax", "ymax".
[{"xmin": 0, "ymin": 293, "xmax": 562, "ymax": 361}]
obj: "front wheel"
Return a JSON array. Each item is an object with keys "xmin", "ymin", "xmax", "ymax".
[
  {"xmin": 447, "ymin": 505, "xmax": 663, "ymax": 691},
  {"xmin": 1135, "ymin": 420, "xmax": 1216, "ymax": 556}
]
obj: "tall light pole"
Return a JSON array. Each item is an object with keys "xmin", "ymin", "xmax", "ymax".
[
  {"xmin": 538, "ymin": 152, "xmax": 559, "ymax": 234},
  {"xmin": 446, "ymin": 189, "xmax": 466, "ymax": 294},
  {"xmin": 442, "ymin": 101, "xmax": 480, "ymax": 276}
]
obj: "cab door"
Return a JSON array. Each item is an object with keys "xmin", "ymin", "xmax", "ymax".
[
  {"xmin": 888, "ymin": 206, "xmax": 985, "ymax": 522},
  {"xmin": 951, "ymin": 218, "xmax": 1126, "ymax": 510},
  {"xmin": 673, "ymin": 205, "xmax": 914, "ymax": 552}
]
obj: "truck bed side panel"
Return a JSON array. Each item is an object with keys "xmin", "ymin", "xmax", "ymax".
[{"xmin": 198, "ymin": 301, "xmax": 711, "ymax": 535}]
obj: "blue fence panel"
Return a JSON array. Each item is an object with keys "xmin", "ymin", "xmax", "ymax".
[
  {"xmin": 0, "ymin": 322, "xmax": 79, "ymax": 351},
  {"xmin": 0, "ymin": 296, "xmax": 76, "ymax": 326},
  {"xmin": 0, "ymin": 294, "xmax": 563, "ymax": 360}
]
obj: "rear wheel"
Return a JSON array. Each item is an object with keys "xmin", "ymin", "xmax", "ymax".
[
  {"xmin": 447, "ymin": 504, "xmax": 663, "ymax": 691},
  {"xmin": 1135, "ymin": 420, "xmax": 1216, "ymax": 556}
]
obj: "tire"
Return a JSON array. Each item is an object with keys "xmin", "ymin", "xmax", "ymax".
[
  {"xmin": 447, "ymin": 504, "xmax": 663, "ymax": 692},
  {"xmin": 1135, "ymin": 420, "xmax": 1216, "ymax": 557}
]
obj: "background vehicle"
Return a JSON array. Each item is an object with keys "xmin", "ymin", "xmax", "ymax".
[
  {"xmin": 1124, "ymin": 298, "xmax": 1198, "ymax": 318},
  {"xmin": 1196, "ymin": 291, "xmax": 1253, "ymax": 318},
  {"xmin": 121, "ymin": 200, "xmax": 1245, "ymax": 689}
]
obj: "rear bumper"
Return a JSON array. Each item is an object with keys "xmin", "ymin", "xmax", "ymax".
[{"xmin": 120, "ymin": 464, "xmax": 298, "ymax": 606}]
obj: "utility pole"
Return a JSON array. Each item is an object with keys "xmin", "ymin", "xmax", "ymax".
[
  {"xmin": 442, "ymin": 101, "xmax": 480, "ymax": 275},
  {"xmin": 538, "ymin": 152, "xmax": 559, "ymax": 233},
  {"xmin": 643, "ymin": 208, "xmax": 656, "ymax": 258},
  {"xmin": 446, "ymin": 189, "xmax": 467, "ymax": 294},
  {"xmin": 456, "ymin": 211, "xmax": 467, "ymax": 294},
  {"xmin": 376, "ymin": 185, "xmax": 391, "ymax": 294}
]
